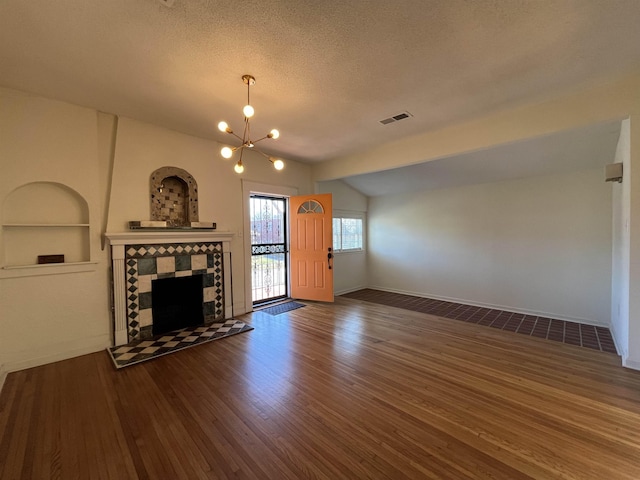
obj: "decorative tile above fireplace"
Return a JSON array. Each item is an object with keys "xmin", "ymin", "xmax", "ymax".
[{"xmin": 150, "ymin": 166, "xmax": 198, "ymax": 226}]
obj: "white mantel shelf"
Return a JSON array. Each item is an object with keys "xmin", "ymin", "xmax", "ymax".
[{"xmin": 105, "ymin": 230, "xmax": 234, "ymax": 245}]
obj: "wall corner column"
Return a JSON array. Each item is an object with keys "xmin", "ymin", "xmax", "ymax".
[{"xmin": 109, "ymin": 244, "xmax": 129, "ymax": 346}]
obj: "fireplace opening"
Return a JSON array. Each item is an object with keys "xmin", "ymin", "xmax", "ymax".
[{"xmin": 152, "ymin": 274, "xmax": 204, "ymax": 336}]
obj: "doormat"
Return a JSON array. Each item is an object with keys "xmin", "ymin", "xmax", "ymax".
[
  {"xmin": 258, "ymin": 301, "xmax": 305, "ymax": 316},
  {"xmin": 107, "ymin": 320, "xmax": 253, "ymax": 369}
]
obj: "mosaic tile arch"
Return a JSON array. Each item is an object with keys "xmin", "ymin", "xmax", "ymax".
[
  {"xmin": 125, "ymin": 241, "xmax": 224, "ymax": 342},
  {"xmin": 150, "ymin": 166, "xmax": 199, "ymax": 226}
]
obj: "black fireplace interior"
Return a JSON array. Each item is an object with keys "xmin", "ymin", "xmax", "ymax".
[{"xmin": 152, "ymin": 274, "xmax": 204, "ymax": 336}]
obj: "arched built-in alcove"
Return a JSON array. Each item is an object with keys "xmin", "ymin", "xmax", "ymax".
[
  {"xmin": 1, "ymin": 182, "xmax": 90, "ymax": 266},
  {"xmin": 150, "ymin": 167, "xmax": 198, "ymax": 226}
]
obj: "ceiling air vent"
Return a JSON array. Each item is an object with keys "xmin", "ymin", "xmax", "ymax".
[{"xmin": 379, "ymin": 111, "xmax": 413, "ymax": 125}]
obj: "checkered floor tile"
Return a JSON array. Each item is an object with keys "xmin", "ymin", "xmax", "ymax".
[{"xmin": 107, "ymin": 320, "xmax": 253, "ymax": 369}]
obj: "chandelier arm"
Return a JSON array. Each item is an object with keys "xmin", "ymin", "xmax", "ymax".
[
  {"xmin": 252, "ymin": 134, "xmax": 273, "ymax": 143},
  {"xmin": 242, "ymin": 117, "xmax": 250, "ymax": 144},
  {"xmin": 252, "ymin": 147, "xmax": 281, "ymax": 166},
  {"xmin": 228, "ymin": 131, "xmax": 244, "ymax": 142},
  {"xmin": 252, "ymin": 146, "xmax": 270, "ymax": 159}
]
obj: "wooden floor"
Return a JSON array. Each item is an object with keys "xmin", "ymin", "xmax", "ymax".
[{"xmin": 2, "ymin": 298, "xmax": 640, "ymax": 479}]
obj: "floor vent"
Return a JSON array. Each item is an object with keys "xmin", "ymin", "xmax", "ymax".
[{"xmin": 379, "ymin": 111, "xmax": 413, "ymax": 125}]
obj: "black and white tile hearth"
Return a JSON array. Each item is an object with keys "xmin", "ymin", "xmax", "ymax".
[{"xmin": 107, "ymin": 320, "xmax": 253, "ymax": 369}]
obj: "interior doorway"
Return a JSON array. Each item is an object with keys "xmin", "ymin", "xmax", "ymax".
[{"xmin": 250, "ymin": 195, "xmax": 288, "ymax": 305}]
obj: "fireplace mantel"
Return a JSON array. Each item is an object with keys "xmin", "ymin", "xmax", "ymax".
[
  {"xmin": 105, "ymin": 230, "xmax": 235, "ymax": 346},
  {"xmin": 105, "ymin": 230, "xmax": 233, "ymax": 245}
]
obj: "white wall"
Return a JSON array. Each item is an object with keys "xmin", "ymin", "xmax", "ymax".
[
  {"xmin": 611, "ymin": 119, "xmax": 631, "ymax": 357},
  {"xmin": 0, "ymin": 88, "xmax": 112, "ymax": 385},
  {"xmin": 626, "ymin": 115, "xmax": 640, "ymax": 369},
  {"xmin": 368, "ymin": 168, "xmax": 612, "ymax": 324},
  {"xmin": 316, "ymin": 180, "xmax": 368, "ymax": 294}
]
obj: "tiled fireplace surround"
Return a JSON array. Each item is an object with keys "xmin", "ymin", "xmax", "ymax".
[{"xmin": 106, "ymin": 231, "xmax": 233, "ymax": 346}]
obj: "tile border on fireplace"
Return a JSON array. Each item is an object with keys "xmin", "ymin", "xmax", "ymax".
[
  {"xmin": 125, "ymin": 242, "xmax": 224, "ymax": 342},
  {"xmin": 106, "ymin": 230, "xmax": 234, "ymax": 347}
]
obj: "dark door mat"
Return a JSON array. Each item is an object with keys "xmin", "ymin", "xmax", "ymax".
[
  {"xmin": 258, "ymin": 301, "xmax": 305, "ymax": 316},
  {"xmin": 107, "ymin": 320, "xmax": 253, "ymax": 369}
]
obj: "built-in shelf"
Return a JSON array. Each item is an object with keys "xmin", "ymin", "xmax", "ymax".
[
  {"xmin": 2, "ymin": 223, "xmax": 90, "ymax": 227},
  {"xmin": 2, "ymin": 261, "xmax": 96, "ymax": 270},
  {"xmin": 1, "ymin": 182, "xmax": 92, "ymax": 269},
  {"xmin": 0, "ymin": 261, "xmax": 98, "ymax": 279}
]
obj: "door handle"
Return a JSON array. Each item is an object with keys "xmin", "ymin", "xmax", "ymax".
[{"xmin": 328, "ymin": 249, "xmax": 333, "ymax": 270}]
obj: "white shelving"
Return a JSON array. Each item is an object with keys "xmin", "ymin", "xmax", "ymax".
[
  {"xmin": 2, "ymin": 223, "xmax": 90, "ymax": 227},
  {"xmin": 1, "ymin": 182, "xmax": 91, "ymax": 270}
]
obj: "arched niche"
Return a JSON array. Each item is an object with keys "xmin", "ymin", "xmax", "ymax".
[
  {"xmin": 3, "ymin": 181, "xmax": 89, "ymax": 224},
  {"xmin": 150, "ymin": 167, "xmax": 199, "ymax": 226},
  {"xmin": 2, "ymin": 182, "xmax": 90, "ymax": 266}
]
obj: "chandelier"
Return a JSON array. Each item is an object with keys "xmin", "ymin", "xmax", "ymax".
[{"xmin": 217, "ymin": 74, "xmax": 284, "ymax": 174}]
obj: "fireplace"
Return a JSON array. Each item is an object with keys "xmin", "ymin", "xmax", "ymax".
[
  {"xmin": 152, "ymin": 274, "xmax": 204, "ymax": 336},
  {"xmin": 105, "ymin": 231, "xmax": 234, "ymax": 345}
]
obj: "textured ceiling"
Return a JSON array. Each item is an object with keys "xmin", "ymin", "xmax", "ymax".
[{"xmin": 1, "ymin": 0, "xmax": 640, "ymax": 166}]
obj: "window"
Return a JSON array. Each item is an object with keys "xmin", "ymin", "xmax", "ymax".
[{"xmin": 333, "ymin": 213, "xmax": 364, "ymax": 252}]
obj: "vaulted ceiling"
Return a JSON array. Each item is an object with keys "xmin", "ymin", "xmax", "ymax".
[{"xmin": 2, "ymin": 1, "xmax": 640, "ymax": 191}]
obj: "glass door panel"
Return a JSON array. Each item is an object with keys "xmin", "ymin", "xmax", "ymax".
[{"xmin": 250, "ymin": 195, "xmax": 287, "ymax": 304}]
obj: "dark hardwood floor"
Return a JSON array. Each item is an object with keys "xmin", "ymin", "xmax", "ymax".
[{"xmin": 2, "ymin": 298, "xmax": 640, "ymax": 479}]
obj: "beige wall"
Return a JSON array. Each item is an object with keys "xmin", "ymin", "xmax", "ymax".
[
  {"xmin": 313, "ymin": 73, "xmax": 640, "ymax": 370},
  {"xmin": 106, "ymin": 117, "xmax": 312, "ymax": 314},
  {"xmin": 0, "ymin": 88, "xmax": 111, "ymax": 381},
  {"xmin": 367, "ymin": 168, "xmax": 612, "ymax": 324},
  {"xmin": 3, "ymin": 71, "xmax": 640, "ymax": 382},
  {"xmin": 316, "ymin": 179, "xmax": 368, "ymax": 294},
  {"xmin": 611, "ymin": 119, "xmax": 631, "ymax": 358},
  {"xmin": 0, "ymin": 88, "xmax": 312, "ymax": 386}
]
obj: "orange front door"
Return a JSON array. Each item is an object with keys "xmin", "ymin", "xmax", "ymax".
[{"xmin": 289, "ymin": 194, "xmax": 334, "ymax": 302}]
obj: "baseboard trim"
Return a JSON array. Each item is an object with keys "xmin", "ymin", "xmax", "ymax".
[
  {"xmin": 0, "ymin": 365, "xmax": 7, "ymax": 396},
  {"xmin": 608, "ymin": 322, "xmax": 628, "ymax": 359},
  {"xmin": 232, "ymin": 301, "xmax": 247, "ymax": 316},
  {"xmin": 335, "ymin": 285, "xmax": 369, "ymax": 296},
  {"xmin": 1, "ymin": 334, "xmax": 112, "ymax": 382},
  {"xmin": 622, "ymin": 356, "xmax": 640, "ymax": 371},
  {"xmin": 366, "ymin": 285, "xmax": 609, "ymax": 327}
]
